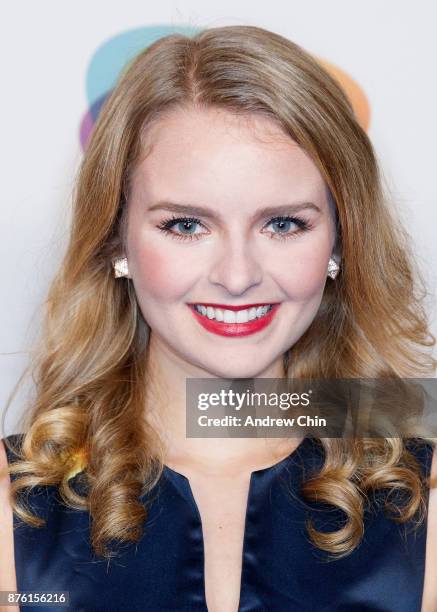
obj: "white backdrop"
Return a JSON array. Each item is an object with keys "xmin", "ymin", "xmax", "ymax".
[{"xmin": 1, "ymin": 0, "xmax": 436, "ymax": 434}]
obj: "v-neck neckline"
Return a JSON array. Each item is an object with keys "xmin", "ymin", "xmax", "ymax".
[
  {"xmin": 163, "ymin": 435, "xmax": 311, "ymax": 484},
  {"xmin": 162, "ymin": 436, "xmax": 313, "ymax": 610}
]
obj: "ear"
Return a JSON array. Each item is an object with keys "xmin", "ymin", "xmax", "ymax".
[{"xmin": 331, "ymin": 235, "xmax": 342, "ymax": 266}]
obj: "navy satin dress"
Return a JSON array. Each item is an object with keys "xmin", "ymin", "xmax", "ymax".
[{"xmin": 4, "ymin": 433, "xmax": 434, "ymax": 611}]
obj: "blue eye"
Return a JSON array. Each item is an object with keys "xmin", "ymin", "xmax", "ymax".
[
  {"xmin": 266, "ymin": 216, "xmax": 310, "ymax": 239},
  {"xmin": 157, "ymin": 216, "xmax": 205, "ymax": 241},
  {"xmin": 156, "ymin": 214, "xmax": 312, "ymax": 242}
]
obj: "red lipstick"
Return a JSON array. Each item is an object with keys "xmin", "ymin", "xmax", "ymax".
[{"xmin": 188, "ymin": 303, "xmax": 281, "ymax": 337}]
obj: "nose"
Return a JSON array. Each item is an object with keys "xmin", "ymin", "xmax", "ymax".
[{"xmin": 207, "ymin": 237, "xmax": 263, "ymax": 295}]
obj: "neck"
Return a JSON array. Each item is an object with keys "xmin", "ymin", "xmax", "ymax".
[{"xmin": 143, "ymin": 333, "xmax": 300, "ymax": 475}]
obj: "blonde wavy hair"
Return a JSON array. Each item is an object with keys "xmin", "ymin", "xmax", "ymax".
[{"xmin": 2, "ymin": 25, "xmax": 437, "ymax": 560}]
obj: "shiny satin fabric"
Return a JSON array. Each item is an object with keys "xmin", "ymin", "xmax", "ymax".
[{"xmin": 5, "ymin": 434, "xmax": 433, "ymax": 611}]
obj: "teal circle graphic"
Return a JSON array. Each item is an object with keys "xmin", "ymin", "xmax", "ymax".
[{"xmin": 80, "ymin": 25, "xmax": 200, "ymax": 150}]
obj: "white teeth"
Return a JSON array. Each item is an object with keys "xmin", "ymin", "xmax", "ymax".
[
  {"xmin": 248, "ymin": 307, "xmax": 257, "ymax": 320},
  {"xmin": 236, "ymin": 309, "xmax": 249, "ymax": 323},
  {"xmin": 194, "ymin": 304, "xmax": 273, "ymax": 323},
  {"xmin": 223, "ymin": 310, "xmax": 236, "ymax": 323},
  {"xmin": 215, "ymin": 308, "xmax": 224, "ymax": 321}
]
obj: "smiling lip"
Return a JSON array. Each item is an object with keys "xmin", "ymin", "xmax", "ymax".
[{"xmin": 188, "ymin": 303, "xmax": 281, "ymax": 337}]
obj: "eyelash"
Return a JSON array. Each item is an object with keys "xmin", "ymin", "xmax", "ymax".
[{"xmin": 156, "ymin": 214, "xmax": 312, "ymax": 242}]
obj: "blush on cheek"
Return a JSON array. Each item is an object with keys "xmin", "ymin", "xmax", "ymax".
[
  {"xmin": 131, "ymin": 246, "xmax": 193, "ymax": 300},
  {"xmin": 281, "ymin": 261, "xmax": 328, "ymax": 299}
]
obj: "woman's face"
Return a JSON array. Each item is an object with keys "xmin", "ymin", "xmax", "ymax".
[{"xmin": 126, "ymin": 106, "xmax": 337, "ymax": 378}]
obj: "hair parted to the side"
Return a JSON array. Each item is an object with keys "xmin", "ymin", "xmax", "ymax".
[{"xmin": 2, "ymin": 25, "xmax": 437, "ymax": 560}]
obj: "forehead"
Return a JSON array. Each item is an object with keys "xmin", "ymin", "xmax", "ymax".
[{"xmin": 130, "ymin": 106, "xmax": 328, "ymax": 208}]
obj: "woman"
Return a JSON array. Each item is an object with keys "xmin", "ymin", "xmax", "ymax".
[{"xmin": 1, "ymin": 25, "xmax": 437, "ymax": 611}]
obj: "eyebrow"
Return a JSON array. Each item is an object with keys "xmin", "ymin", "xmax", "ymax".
[{"xmin": 146, "ymin": 200, "xmax": 322, "ymax": 220}]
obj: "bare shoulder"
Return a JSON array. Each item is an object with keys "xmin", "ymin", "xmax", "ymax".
[
  {"xmin": 0, "ymin": 437, "xmax": 18, "ymax": 593},
  {"xmin": 421, "ymin": 441, "xmax": 437, "ymax": 612}
]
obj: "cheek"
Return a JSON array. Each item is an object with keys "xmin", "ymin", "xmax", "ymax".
[
  {"xmin": 129, "ymin": 241, "xmax": 193, "ymax": 301},
  {"xmin": 291, "ymin": 262, "xmax": 327, "ymax": 297},
  {"xmin": 272, "ymin": 250, "xmax": 330, "ymax": 299}
]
